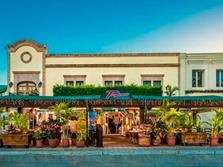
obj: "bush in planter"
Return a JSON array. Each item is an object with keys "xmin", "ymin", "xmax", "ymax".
[
  {"xmin": 41, "ymin": 119, "xmax": 62, "ymax": 148},
  {"xmin": 33, "ymin": 130, "xmax": 43, "ymax": 148},
  {"xmin": 49, "ymin": 102, "xmax": 74, "ymax": 147},
  {"xmin": 76, "ymin": 113, "xmax": 87, "ymax": 147},
  {"xmin": 53, "ymin": 84, "xmax": 162, "ymax": 96},
  {"xmin": 147, "ymin": 110, "xmax": 167, "ymax": 145},
  {"xmin": 0, "ymin": 107, "xmax": 4, "ymax": 133},
  {"xmin": 0, "ymin": 107, "xmax": 4, "ymax": 147},
  {"xmin": 206, "ymin": 109, "xmax": 223, "ymax": 146},
  {"xmin": 2, "ymin": 112, "xmax": 29, "ymax": 147},
  {"xmin": 160, "ymin": 100, "xmax": 183, "ymax": 146},
  {"xmin": 6, "ymin": 112, "xmax": 29, "ymax": 133}
]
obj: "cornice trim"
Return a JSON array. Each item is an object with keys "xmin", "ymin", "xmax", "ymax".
[
  {"xmin": 45, "ymin": 63, "xmax": 179, "ymax": 68},
  {"xmin": 8, "ymin": 40, "xmax": 47, "ymax": 52}
]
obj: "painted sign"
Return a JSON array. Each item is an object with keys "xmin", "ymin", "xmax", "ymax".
[
  {"xmin": 88, "ymin": 111, "xmax": 97, "ymax": 131},
  {"xmin": 105, "ymin": 90, "xmax": 129, "ymax": 99}
]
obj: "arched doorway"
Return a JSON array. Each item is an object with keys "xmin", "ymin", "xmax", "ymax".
[{"xmin": 17, "ymin": 81, "xmax": 37, "ymax": 95}]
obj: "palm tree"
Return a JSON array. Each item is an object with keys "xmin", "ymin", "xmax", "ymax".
[
  {"xmin": 164, "ymin": 84, "xmax": 179, "ymax": 96},
  {"xmin": 160, "ymin": 99, "xmax": 175, "ymax": 113}
]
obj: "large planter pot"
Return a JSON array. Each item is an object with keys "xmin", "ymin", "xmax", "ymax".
[
  {"xmin": 2, "ymin": 134, "xmax": 29, "ymax": 147},
  {"xmin": 210, "ymin": 137, "xmax": 219, "ymax": 146},
  {"xmin": 167, "ymin": 136, "xmax": 176, "ymax": 146},
  {"xmin": 48, "ymin": 139, "xmax": 57, "ymax": 148},
  {"xmin": 36, "ymin": 139, "xmax": 43, "ymax": 148},
  {"xmin": 138, "ymin": 136, "xmax": 151, "ymax": 146},
  {"xmin": 62, "ymin": 139, "xmax": 70, "ymax": 147},
  {"xmin": 152, "ymin": 137, "xmax": 161, "ymax": 146},
  {"xmin": 181, "ymin": 132, "xmax": 207, "ymax": 146},
  {"xmin": 71, "ymin": 138, "xmax": 76, "ymax": 145},
  {"xmin": 76, "ymin": 140, "xmax": 85, "ymax": 147}
]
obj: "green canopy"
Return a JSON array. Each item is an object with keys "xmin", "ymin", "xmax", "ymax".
[{"xmin": 0, "ymin": 85, "xmax": 7, "ymax": 94}]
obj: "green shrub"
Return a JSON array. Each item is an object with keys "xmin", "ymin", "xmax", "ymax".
[{"xmin": 53, "ymin": 84, "xmax": 162, "ymax": 96}]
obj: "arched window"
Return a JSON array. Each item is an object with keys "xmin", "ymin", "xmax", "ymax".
[{"xmin": 17, "ymin": 81, "xmax": 37, "ymax": 95}]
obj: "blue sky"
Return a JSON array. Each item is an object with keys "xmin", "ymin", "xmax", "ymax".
[{"xmin": 1, "ymin": 0, "xmax": 223, "ymax": 84}]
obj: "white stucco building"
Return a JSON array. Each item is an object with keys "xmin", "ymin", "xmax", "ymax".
[
  {"xmin": 7, "ymin": 40, "xmax": 180, "ymax": 96},
  {"xmin": 180, "ymin": 53, "xmax": 223, "ymax": 96},
  {"xmin": 6, "ymin": 40, "xmax": 223, "ymax": 97}
]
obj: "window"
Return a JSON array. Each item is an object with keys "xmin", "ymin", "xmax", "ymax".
[
  {"xmin": 102, "ymin": 75, "xmax": 125, "ymax": 86},
  {"xmin": 105, "ymin": 81, "xmax": 113, "ymax": 86},
  {"xmin": 143, "ymin": 80, "xmax": 151, "ymax": 86},
  {"xmin": 192, "ymin": 70, "xmax": 204, "ymax": 87},
  {"xmin": 114, "ymin": 81, "xmax": 123, "ymax": 86},
  {"xmin": 76, "ymin": 81, "xmax": 84, "ymax": 86},
  {"xmin": 66, "ymin": 81, "xmax": 74, "ymax": 86},
  {"xmin": 216, "ymin": 70, "xmax": 223, "ymax": 87},
  {"xmin": 17, "ymin": 81, "xmax": 37, "ymax": 95},
  {"xmin": 153, "ymin": 80, "xmax": 161, "ymax": 86},
  {"xmin": 141, "ymin": 74, "xmax": 164, "ymax": 86},
  {"xmin": 64, "ymin": 75, "xmax": 86, "ymax": 86}
]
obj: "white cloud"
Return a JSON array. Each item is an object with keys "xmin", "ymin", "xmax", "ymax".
[{"xmin": 103, "ymin": 5, "xmax": 223, "ymax": 53}]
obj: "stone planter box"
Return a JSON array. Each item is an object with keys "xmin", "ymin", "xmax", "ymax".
[
  {"xmin": 181, "ymin": 132, "xmax": 207, "ymax": 145},
  {"xmin": 2, "ymin": 134, "xmax": 29, "ymax": 147}
]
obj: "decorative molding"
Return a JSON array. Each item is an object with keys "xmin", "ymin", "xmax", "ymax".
[
  {"xmin": 46, "ymin": 53, "xmax": 180, "ymax": 58},
  {"xmin": 185, "ymin": 90, "xmax": 223, "ymax": 94},
  {"xmin": 20, "ymin": 52, "xmax": 32, "ymax": 63},
  {"xmin": 63, "ymin": 75, "xmax": 87, "ymax": 78},
  {"xmin": 45, "ymin": 63, "xmax": 179, "ymax": 68},
  {"xmin": 7, "ymin": 52, "xmax": 10, "ymax": 93},
  {"xmin": 7, "ymin": 40, "xmax": 47, "ymax": 52},
  {"xmin": 140, "ymin": 74, "xmax": 164, "ymax": 77},
  {"xmin": 13, "ymin": 71, "xmax": 40, "ymax": 74},
  {"xmin": 102, "ymin": 74, "xmax": 125, "ymax": 77},
  {"xmin": 42, "ymin": 49, "xmax": 47, "ymax": 96}
]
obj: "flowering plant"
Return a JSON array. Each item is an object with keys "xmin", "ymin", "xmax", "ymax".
[{"xmin": 41, "ymin": 119, "xmax": 61, "ymax": 139}]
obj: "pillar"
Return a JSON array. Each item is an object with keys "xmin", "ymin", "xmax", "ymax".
[{"xmin": 139, "ymin": 107, "xmax": 145, "ymax": 124}]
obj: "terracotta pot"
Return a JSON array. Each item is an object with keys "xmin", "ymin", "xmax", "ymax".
[
  {"xmin": 210, "ymin": 137, "xmax": 219, "ymax": 146},
  {"xmin": 153, "ymin": 137, "xmax": 161, "ymax": 146},
  {"xmin": 167, "ymin": 136, "xmax": 176, "ymax": 146},
  {"xmin": 62, "ymin": 139, "xmax": 70, "ymax": 147},
  {"xmin": 36, "ymin": 139, "xmax": 43, "ymax": 148},
  {"xmin": 71, "ymin": 139, "xmax": 76, "ymax": 145},
  {"xmin": 76, "ymin": 140, "xmax": 85, "ymax": 147},
  {"xmin": 138, "ymin": 136, "xmax": 151, "ymax": 146},
  {"xmin": 48, "ymin": 139, "xmax": 57, "ymax": 148}
]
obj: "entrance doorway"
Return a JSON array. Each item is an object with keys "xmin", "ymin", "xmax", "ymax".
[{"xmin": 104, "ymin": 111, "xmax": 123, "ymax": 135}]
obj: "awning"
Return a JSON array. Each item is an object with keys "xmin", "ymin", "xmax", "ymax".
[
  {"xmin": 0, "ymin": 85, "xmax": 7, "ymax": 94},
  {"xmin": 0, "ymin": 95, "xmax": 223, "ymax": 108}
]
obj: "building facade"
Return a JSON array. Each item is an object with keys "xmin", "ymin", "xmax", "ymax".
[
  {"xmin": 7, "ymin": 40, "xmax": 180, "ymax": 96},
  {"xmin": 6, "ymin": 40, "xmax": 223, "ymax": 96},
  {"xmin": 180, "ymin": 53, "xmax": 223, "ymax": 96}
]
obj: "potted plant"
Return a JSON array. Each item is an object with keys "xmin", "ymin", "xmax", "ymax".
[
  {"xmin": 76, "ymin": 113, "xmax": 86, "ymax": 147},
  {"xmin": 49, "ymin": 103, "xmax": 74, "ymax": 147},
  {"xmin": 0, "ymin": 107, "xmax": 4, "ymax": 147},
  {"xmin": 62, "ymin": 125, "xmax": 70, "ymax": 147},
  {"xmin": 147, "ymin": 110, "xmax": 166, "ymax": 146},
  {"xmin": 160, "ymin": 100, "xmax": 182, "ymax": 146},
  {"xmin": 33, "ymin": 130, "xmax": 43, "ymax": 148},
  {"xmin": 2, "ymin": 112, "xmax": 29, "ymax": 147},
  {"xmin": 207, "ymin": 109, "xmax": 223, "ymax": 146},
  {"xmin": 41, "ymin": 119, "xmax": 61, "ymax": 148}
]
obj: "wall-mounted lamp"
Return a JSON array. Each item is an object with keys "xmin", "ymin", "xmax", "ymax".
[
  {"xmin": 38, "ymin": 82, "xmax": 42, "ymax": 88},
  {"xmin": 9, "ymin": 82, "xmax": 13, "ymax": 88}
]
